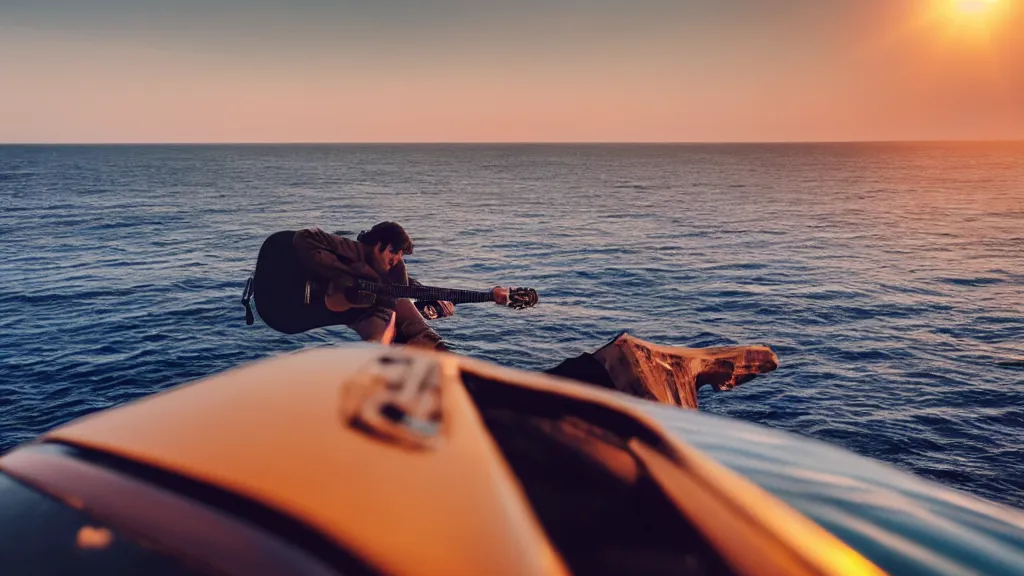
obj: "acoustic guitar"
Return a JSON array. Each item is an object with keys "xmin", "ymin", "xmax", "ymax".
[{"xmin": 242, "ymin": 230, "xmax": 538, "ymax": 335}]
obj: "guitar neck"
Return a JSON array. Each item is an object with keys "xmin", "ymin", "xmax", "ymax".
[{"xmin": 357, "ymin": 279, "xmax": 495, "ymax": 304}]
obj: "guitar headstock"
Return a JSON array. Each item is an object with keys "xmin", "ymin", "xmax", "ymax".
[{"xmin": 507, "ymin": 287, "xmax": 539, "ymax": 310}]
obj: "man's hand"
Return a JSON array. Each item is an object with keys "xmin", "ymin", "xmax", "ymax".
[
  {"xmin": 492, "ymin": 286, "xmax": 509, "ymax": 306},
  {"xmin": 439, "ymin": 301, "xmax": 456, "ymax": 316},
  {"xmin": 416, "ymin": 300, "xmax": 456, "ymax": 320}
]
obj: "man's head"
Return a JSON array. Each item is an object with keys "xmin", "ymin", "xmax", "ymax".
[{"xmin": 357, "ymin": 221, "xmax": 414, "ymax": 272}]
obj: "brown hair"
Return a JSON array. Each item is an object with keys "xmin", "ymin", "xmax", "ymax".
[{"xmin": 356, "ymin": 221, "xmax": 414, "ymax": 254}]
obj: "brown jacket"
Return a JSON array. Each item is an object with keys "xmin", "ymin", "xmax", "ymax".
[{"xmin": 292, "ymin": 227, "xmax": 408, "ymax": 294}]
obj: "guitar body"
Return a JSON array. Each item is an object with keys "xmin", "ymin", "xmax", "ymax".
[
  {"xmin": 323, "ymin": 286, "xmax": 379, "ymax": 314},
  {"xmin": 253, "ymin": 231, "xmax": 362, "ymax": 334},
  {"xmin": 324, "ymin": 293, "xmax": 356, "ymax": 313},
  {"xmin": 250, "ymin": 230, "xmax": 538, "ymax": 335}
]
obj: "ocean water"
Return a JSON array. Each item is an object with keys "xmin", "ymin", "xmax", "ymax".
[{"xmin": 1, "ymin": 143, "xmax": 1022, "ymax": 508}]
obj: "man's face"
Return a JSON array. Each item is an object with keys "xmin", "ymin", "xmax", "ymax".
[{"xmin": 372, "ymin": 243, "xmax": 404, "ymax": 272}]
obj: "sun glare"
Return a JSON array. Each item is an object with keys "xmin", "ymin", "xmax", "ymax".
[
  {"xmin": 954, "ymin": 0, "xmax": 1000, "ymax": 13},
  {"xmin": 925, "ymin": 0, "xmax": 1011, "ymax": 43}
]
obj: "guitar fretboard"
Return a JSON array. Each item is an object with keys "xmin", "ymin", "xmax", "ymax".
[{"xmin": 357, "ymin": 279, "xmax": 494, "ymax": 304}]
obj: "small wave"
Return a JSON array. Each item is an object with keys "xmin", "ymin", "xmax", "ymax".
[
  {"xmin": 938, "ymin": 276, "xmax": 1006, "ymax": 287},
  {"xmin": 0, "ymin": 289, "xmax": 123, "ymax": 306},
  {"xmin": 0, "ymin": 171, "xmax": 36, "ymax": 182},
  {"xmin": 613, "ymin": 183, "xmax": 658, "ymax": 191},
  {"xmin": 699, "ymin": 262, "xmax": 771, "ymax": 272}
]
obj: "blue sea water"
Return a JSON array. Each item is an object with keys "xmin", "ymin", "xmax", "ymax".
[{"xmin": 1, "ymin": 143, "xmax": 1022, "ymax": 508}]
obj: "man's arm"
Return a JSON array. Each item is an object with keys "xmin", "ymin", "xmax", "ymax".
[{"xmin": 292, "ymin": 227, "xmax": 381, "ymax": 288}]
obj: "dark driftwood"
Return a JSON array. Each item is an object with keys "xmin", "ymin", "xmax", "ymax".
[{"xmin": 589, "ymin": 332, "xmax": 779, "ymax": 410}]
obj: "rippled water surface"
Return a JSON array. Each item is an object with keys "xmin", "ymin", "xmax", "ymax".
[{"xmin": 1, "ymin": 143, "xmax": 1022, "ymax": 507}]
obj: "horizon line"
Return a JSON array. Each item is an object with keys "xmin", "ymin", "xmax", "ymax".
[{"xmin": 2, "ymin": 139, "xmax": 1023, "ymax": 146}]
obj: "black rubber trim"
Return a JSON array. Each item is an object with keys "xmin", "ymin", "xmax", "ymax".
[{"xmin": 16, "ymin": 442, "xmax": 379, "ymax": 576}]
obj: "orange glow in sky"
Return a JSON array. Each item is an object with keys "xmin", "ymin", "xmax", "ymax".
[
  {"xmin": 954, "ymin": 0, "xmax": 1001, "ymax": 13},
  {"xmin": 0, "ymin": 0, "xmax": 1021, "ymax": 143},
  {"xmin": 929, "ymin": 0, "xmax": 1011, "ymax": 41}
]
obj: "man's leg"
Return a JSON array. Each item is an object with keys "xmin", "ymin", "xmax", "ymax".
[
  {"xmin": 382, "ymin": 264, "xmax": 448, "ymax": 350},
  {"xmin": 393, "ymin": 298, "xmax": 448, "ymax": 350},
  {"xmin": 347, "ymin": 307, "xmax": 398, "ymax": 345}
]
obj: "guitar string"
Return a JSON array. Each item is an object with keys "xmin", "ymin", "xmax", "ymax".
[{"xmin": 357, "ymin": 280, "xmax": 494, "ymax": 303}]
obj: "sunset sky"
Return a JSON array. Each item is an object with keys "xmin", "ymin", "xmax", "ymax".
[{"xmin": 2, "ymin": 0, "xmax": 1022, "ymax": 142}]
